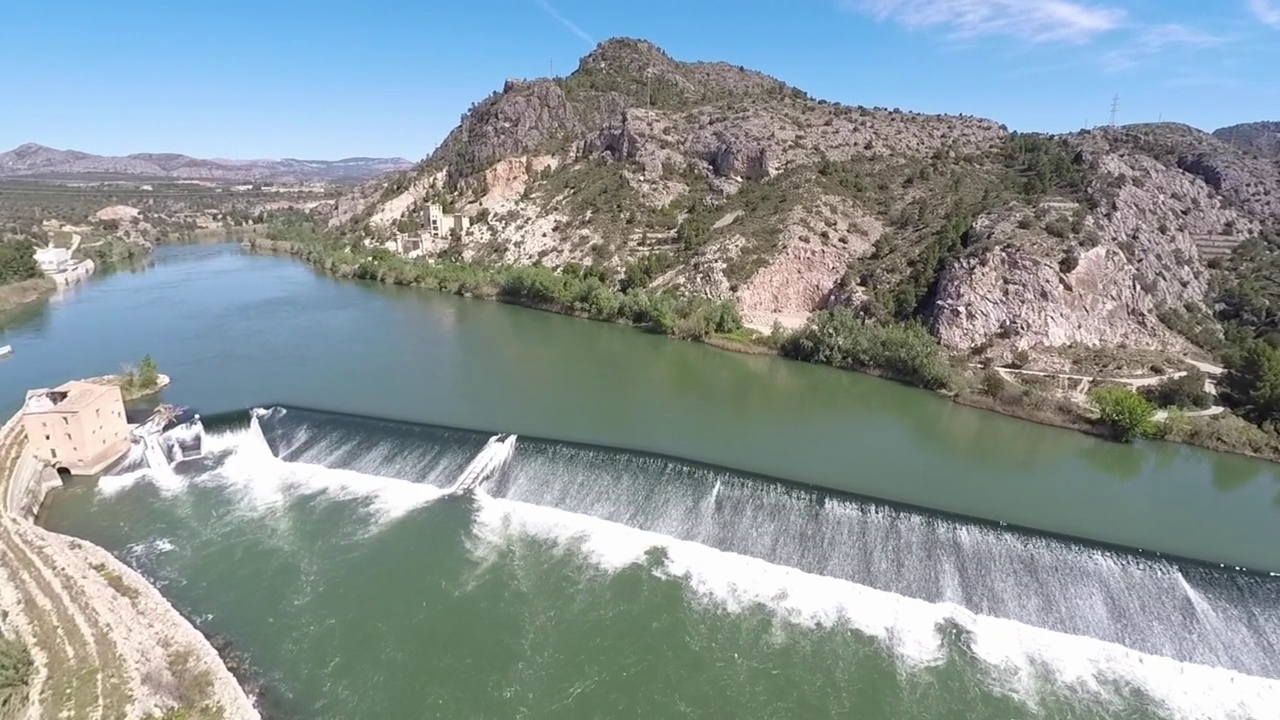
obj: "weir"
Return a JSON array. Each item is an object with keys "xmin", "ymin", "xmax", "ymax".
[
  {"xmin": 241, "ymin": 406, "xmax": 1280, "ymax": 682},
  {"xmin": 90, "ymin": 405, "xmax": 1280, "ymax": 716}
]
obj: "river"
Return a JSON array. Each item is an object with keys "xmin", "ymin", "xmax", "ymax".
[{"xmin": 3, "ymin": 243, "xmax": 1279, "ymax": 719}]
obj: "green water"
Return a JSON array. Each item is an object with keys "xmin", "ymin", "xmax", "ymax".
[{"xmin": 5, "ymin": 244, "xmax": 1280, "ymax": 719}]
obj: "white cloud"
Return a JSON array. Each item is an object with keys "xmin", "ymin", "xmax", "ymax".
[
  {"xmin": 848, "ymin": 0, "xmax": 1126, "ymax": 43},
  {"xmin": 534, "ymin": 0, "xmax": 595, "ymax": 46},
  {"xmin": 1250, "ymin": 0, "xmax": 1280, "ymax": 26},
  {"xmin": 1100, "ymin": 23, "xmax": 1224, "ymax": 72}
]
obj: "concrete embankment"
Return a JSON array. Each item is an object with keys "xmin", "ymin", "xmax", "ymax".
[{"xmin": 0, "ymin": 402, "xmax": 259, "ymax": 719}]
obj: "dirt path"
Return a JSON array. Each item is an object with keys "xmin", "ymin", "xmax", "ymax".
[{"xmin": 992, "ymin": 358, "xmax": 1228, "ymax": 419}]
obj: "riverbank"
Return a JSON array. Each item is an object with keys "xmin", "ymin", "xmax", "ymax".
[
  {"xmin": 0, "ymin": 387, "xmax": 259, "ymax": 719},
  {"xmin": 244, "ymin": 239, "xmax": 1280, "ymax": 463},
  {"xmin": 0, "ymin": 277, "xmax": 55, "ymax": 315}
]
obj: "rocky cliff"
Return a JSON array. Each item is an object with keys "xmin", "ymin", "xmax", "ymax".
[{"xmin": 335, "ymin": 38, "xmax": 1280, "ymax": 358}]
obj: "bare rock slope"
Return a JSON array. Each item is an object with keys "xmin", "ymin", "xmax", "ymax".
[{"xmin": 338, "ymin": 38, "xmax": 1280, "ymax": 356}]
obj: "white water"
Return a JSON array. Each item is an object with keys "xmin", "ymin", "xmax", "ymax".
[
  {"xmin": 470, "ymin": 494, "xmax": 1280, "ymax": 720},
  {"xmin": 92, "ymin": 417, "xmax": 1280, "ymax": 719},
  {"xmin": 449, "ymin": 434, "xmax": 517, "ymax": 494}
]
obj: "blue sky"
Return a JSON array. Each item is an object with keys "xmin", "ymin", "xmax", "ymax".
[{"xmin": 2, "ymin": 0, "xmax": 1277, "ymax": 160}]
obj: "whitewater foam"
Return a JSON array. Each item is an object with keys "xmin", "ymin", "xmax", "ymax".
[
  {"xmin": 99, "ymin": 417, "xmax": 449, "ymax": 522},
  {"xmin": 469, "ymin": 494, "xmax": 1280, "ymax": 720}
]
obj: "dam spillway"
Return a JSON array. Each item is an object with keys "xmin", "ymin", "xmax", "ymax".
[{"xmin": 59, "ymin": 405, "xmax": 1280, "ymax": 719}]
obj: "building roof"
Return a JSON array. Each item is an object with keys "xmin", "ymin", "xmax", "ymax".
[{"xmin": 23, "ymin": 381, "xmax": 119, "ymax": 415}]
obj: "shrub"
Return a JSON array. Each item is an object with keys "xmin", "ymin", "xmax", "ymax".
[
  {"xmin": 1090, "ymin": 386, "xmax": 1158, "ymax": 441},
  {"xmin": 1141, "ymin": 370, "xmax": 1211, "ymax": 410},
  {"xmin": 0, "ymin": 633, "xmax": 34, "ymax": 713},
  {"xmin": 980, "ymin": 368, "xmax": 1008, "ymax": 398},
  {"xmin": 781, "ymin": 310, "xmax": 953, "ymax": 390}
]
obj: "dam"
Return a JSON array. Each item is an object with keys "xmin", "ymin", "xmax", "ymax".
[{"xmin": 39, "ymin": 405, "xmax": 1280, "ymax": 719}]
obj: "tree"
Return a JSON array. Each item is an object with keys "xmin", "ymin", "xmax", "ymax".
[
  {"xmin": 1090, "ymin": 386, "xmax": 1158, "ymax": 442},
  {"xmin": 137, "ymin": 355, "xmax": 159, "ymax": 390},
  {"xmin": 1223, "ymin": 340, "xmax": 1280, "ymax": 423}
]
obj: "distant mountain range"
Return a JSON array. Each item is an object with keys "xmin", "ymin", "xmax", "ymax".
[{"xmin": 0, "ymin": 143, "xmax": 414, "ymax": 183}]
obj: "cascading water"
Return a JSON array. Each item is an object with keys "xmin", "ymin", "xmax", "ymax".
[
  {"xmin": 82, "ymin": 406, "xmax": 1280, "ymax": 719},
  {"xmin": 449, "ymin": 434, "xmax": 517, "ymax": 494}
]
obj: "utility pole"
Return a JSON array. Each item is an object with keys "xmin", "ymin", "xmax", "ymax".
[{"xmin": 1109, "ymin": 94, "xmax": 1120, "ymax": 127}]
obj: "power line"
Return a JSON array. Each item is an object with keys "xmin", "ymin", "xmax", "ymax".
[{"xmin": 1109, "ymin": 94, "xmax": 1120, "ymax": 127}]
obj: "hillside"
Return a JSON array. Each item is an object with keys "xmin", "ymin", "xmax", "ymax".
[
  {"xmin": 1213, "ymin": 121, "xmax": 1280, "ymax": 159},
  {"xmin": 0, "ymin": 143, "xmax": 412, "ymax": 183},
  {"xmin": 331, "ymin": 38, "xmax": 1280, "ymax": 364}
]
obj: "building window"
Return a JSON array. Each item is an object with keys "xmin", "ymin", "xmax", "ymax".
[
  {"xmin": 63, "ymin": 417, "xmax": 69, "ymax": 426},
  {"xmin": 96, "ymin": 408, "xmax": 101, "ymax": 418},
  {"xmin": 44, "ymin": 435, "xmax": 50, "ymax": 441},
  {"xmin": 50, "ymin": 448, "xmax": 57, "ymax": 459},
  {"xmin": 65, "ymin": 433, "xmax": 72, "ymax": 441}
]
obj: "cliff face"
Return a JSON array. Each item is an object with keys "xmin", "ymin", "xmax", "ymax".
[{"xmin": 338, "ymin": 38, "xmax": 1280, "ymax": 357}]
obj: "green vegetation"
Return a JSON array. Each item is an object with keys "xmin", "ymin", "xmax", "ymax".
[
  {"xmin": 81, "ymin": 237, "xmax": 150, "ymax": 271},
  {"xmin": 121, "ymin": 355, "xmax": 161, "ymax": 393},
  {"xmin": 0, "ymin": 238, "xmax": 41, "ymax": 285},
  {"xmin": 0, "ymin": 634, "xmax": 33, "ymax": 719},
  {"xmin": 780, "ymin": 309, "xmax": 953, "ymax": 390},
  {"xmin": 1089, "ymin": 386, "xmax": 1158, "ymax": 442},
  {"xmin": 1222, "ymin": 340, "xmax": 1280, "ymax": 425},
  {"xmin": 1141, "ymin": 370, "xmax": 1211, "ymax": 410},
  {"xmin": 1001, "ymin": 133, "xmax": 1087, "ymax": 199}
]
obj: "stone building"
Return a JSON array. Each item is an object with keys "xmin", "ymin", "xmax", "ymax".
[{"xmin": 22, "ymin": 381, "xmax": 130, "ymax": 475}]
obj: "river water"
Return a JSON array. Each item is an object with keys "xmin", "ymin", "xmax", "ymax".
[{"xmin": 4, "ymin": 244, "xmax": 1280, "ymax": 719}]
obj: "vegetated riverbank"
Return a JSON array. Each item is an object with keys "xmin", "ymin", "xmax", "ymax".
[
  {"xmin": 244, "ymin": 227, "xmax": 1280, "ymax": 463},
  {"xmin": 0, "ymin": 383, "xmax": 260, "ymax": 720}
]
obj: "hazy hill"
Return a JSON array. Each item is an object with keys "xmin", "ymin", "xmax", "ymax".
[
  {"xmin": 1213, "ymin": 121, "xmax": 1280, "ymax": 160},
  {"xmin": 0, "ymin": 143, "xmax": 413, "ymax": 183}
]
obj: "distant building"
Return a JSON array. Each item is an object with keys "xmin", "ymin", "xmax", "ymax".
[
  {"xmin": 423, "ymin": 204, "xmax": 470, "ymax": 239},
  {"xmin": 22, "ymin": 381, "xmax": 130, "ymax": 475},
  {"xmin": 34, "ymin": 246, "xmax": 72, "ymax": 272}
]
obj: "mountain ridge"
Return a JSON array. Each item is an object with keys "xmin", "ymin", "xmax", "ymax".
[
  {"xmin": 0, "ymin": 143, "xmax": 413, "ymax": 183},
  {"xmin": 328, "ymin": 38, "xmax": 1278, "ymax": 364}
]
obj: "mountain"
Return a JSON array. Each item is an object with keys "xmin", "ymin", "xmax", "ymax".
[
  {"xmin": 0, "ymin": 143, "xmax": 413, "ymax": 183},
  {"xmin": 1213, "ymin": 122, "xmax": 1280, "ymax": 160},
  {"xmin": 333, "ymin": 38, "xmax": 1280, "ymax": 360}
]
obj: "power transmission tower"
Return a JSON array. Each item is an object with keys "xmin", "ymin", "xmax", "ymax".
[{"xmin": 1109, "ymin": 95, "xmax": 1120, "ymax": 127}]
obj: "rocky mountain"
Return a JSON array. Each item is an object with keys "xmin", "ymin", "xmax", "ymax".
[
  {"xmin": 1213, "ymin": 121, "xmax": 1280, "ymax": 160},
  {"xmin": 333, "ymin": 38, "xmax": 1280, "ymax": 360},
  {"xmin": 0, "ymin": 143, "xmax": 412, "ymax": 183}
]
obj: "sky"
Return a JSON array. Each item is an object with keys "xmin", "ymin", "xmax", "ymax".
[{"xmin": 1, "ymin": 0, "xmax": 1277, "ymax": 161}]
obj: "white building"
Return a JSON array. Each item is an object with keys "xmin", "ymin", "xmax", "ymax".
[
  {"xmin": 423, "ymin": 204, "xmax": 470, "ymax": 239},
  {"xmin": 34, "ymin": 246, "xmax": 72, "ymax": 273}
]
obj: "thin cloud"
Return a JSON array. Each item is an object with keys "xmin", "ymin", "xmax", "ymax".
[
  {"xmin": 534, "ymin": 0, "xmax": 595, "ymax": 46},
  {"xmin": 1250, "ymin": 0, "xmax": 1280, "ymax": 26},
  {"xmin": 846, "ymin": 0, "xmax": 1126, "ymax": 43},
  {"xmin": 1100, "ymin": 23, "xmax": 1225, "ymax": 72}
]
